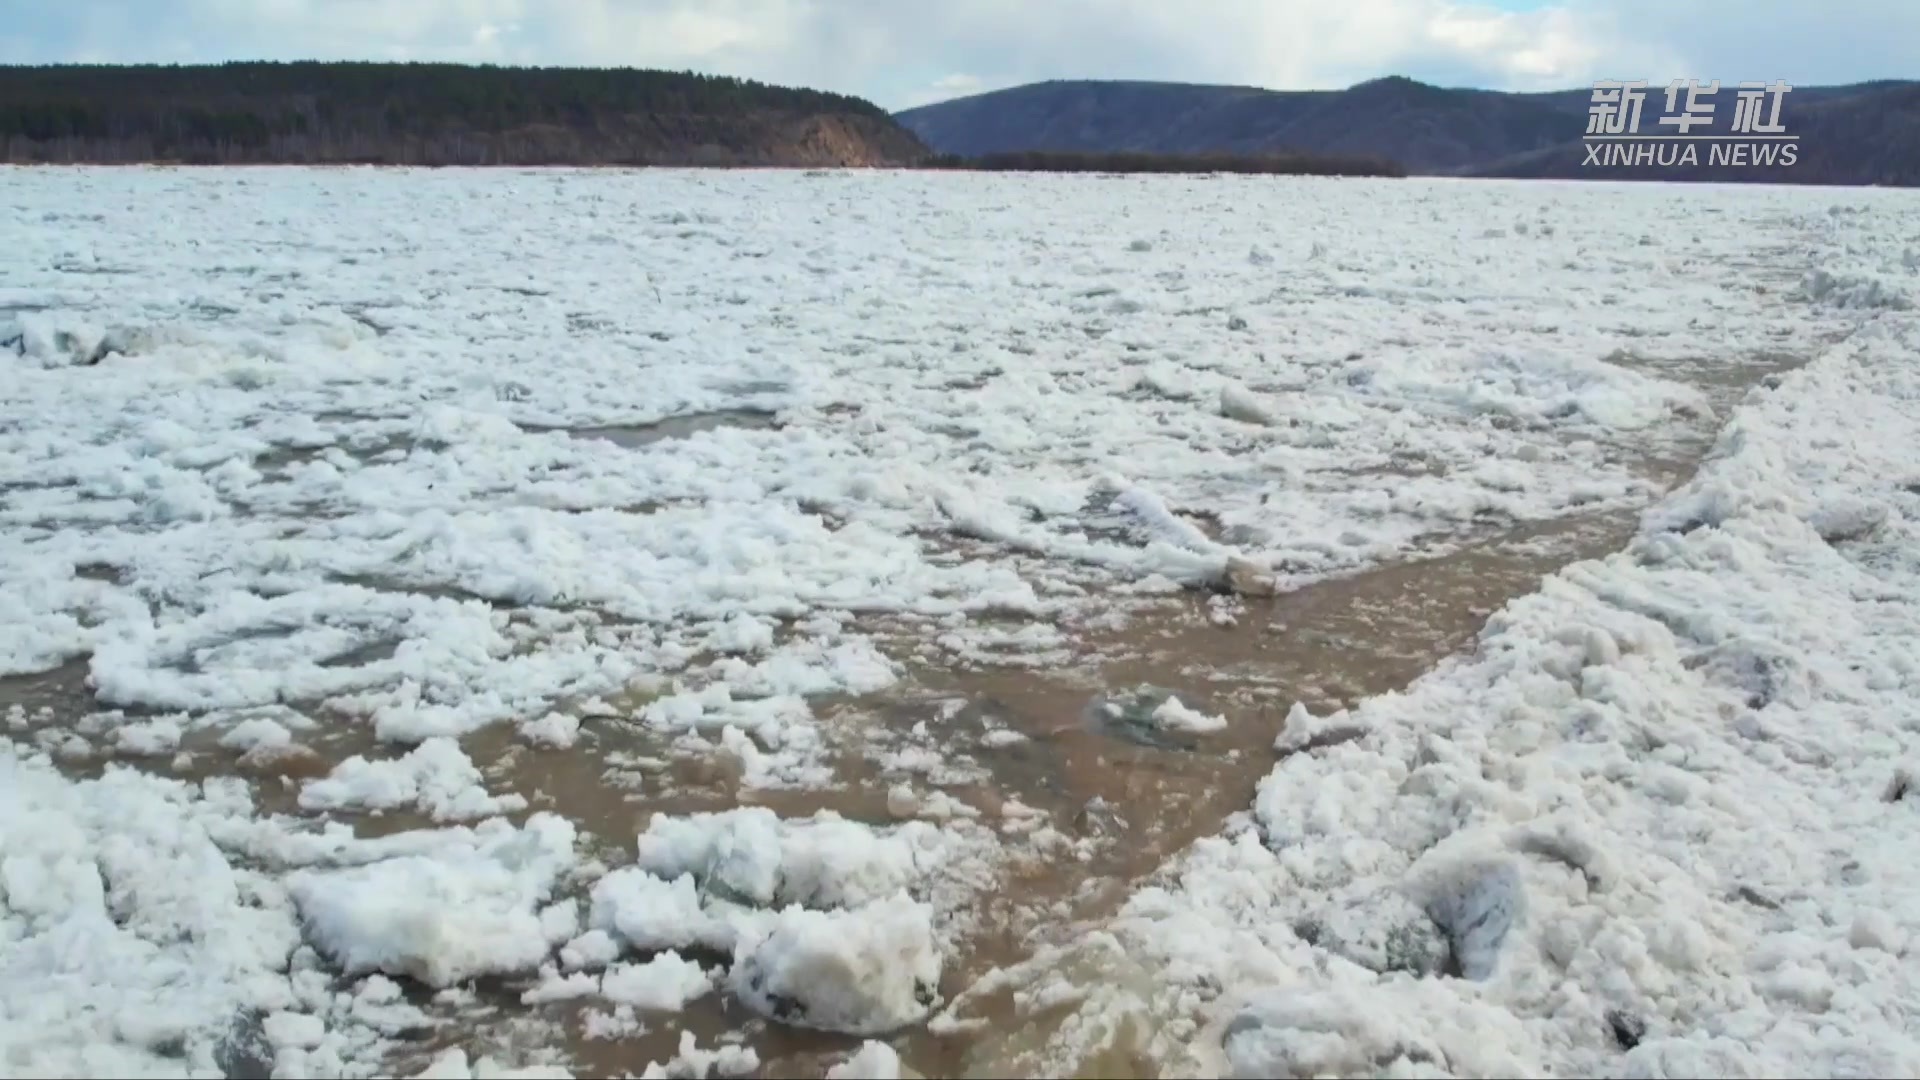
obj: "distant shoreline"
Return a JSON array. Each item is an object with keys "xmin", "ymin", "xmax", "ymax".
[
  {"xmin": 3, "ymin": 163, "xmax": 1895, "ymax": 189},
  {"xmin": 924, "ymin": 149, "xmax": 1405, "ymax": 177},
  {"xmin": 0, "ymin": 156, "xmax": 1406, "ymax": 177},
  {"xmin": 0, "ymin": 60, "xmax": 928, "ymax": 169}
]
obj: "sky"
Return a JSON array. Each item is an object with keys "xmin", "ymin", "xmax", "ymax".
[{"xmin": 0, "ymin": 0, "xmax": 1912, "ymax": 111}]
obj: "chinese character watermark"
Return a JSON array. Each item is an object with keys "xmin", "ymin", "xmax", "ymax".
[
  {"xmin": 1586, "ymin": 80, "xmax": 1649, "ymax": 135},
  {"xmin": 1658, "ymin": 79, "xmax": 1717, "ymax": 134},
  {"xmin": 1731, "ymin": 80, "xmax": 1792, "ymax": 134},
  {"xmin": 1582, "ymin": 78, "xmax": 1797, "ymax": 170}
]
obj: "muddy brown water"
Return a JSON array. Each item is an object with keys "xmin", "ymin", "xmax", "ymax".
[
  {"xmin": 0, "ymin": 351, "xmax": 1809, "ymax": 1078},
  {"xmin": 339, "ymin": 505, "xmax": 1641, "ymax": 1080},
  {"xmin": 0, "ymin": 504, "xmax": 1639, "ymax": 1079}
]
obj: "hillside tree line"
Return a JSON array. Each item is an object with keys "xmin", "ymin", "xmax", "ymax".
[{"xmin": 0, "ymin": 61, "xmax": 916, "ymax": 166}]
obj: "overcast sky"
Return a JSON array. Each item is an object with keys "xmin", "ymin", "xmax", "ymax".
[{"xmin": 1, "ymin": 0, "xmax": 1912, "ymax": 111}]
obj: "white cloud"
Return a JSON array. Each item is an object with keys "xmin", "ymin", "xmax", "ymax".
[
  {"xmin": 472, "ymin": 22, "xmax": 516, "ymax": 48},
  {"xmin": 900, "ymin": 74, "xmax": 1013, "ymax": 110},
  {"xmin": 0, "ymin": 0, "xmax": 1907, "ymax": 110}
]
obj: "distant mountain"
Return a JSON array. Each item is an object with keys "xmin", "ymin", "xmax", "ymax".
[
  {"xmin": 0, "ymin": 62, "xmax": 930, "ymax": 167},
  {"xmin": 898, "ymin": 76, "xmax": 1920, "ymax": 184},
  {"xmin": 1474, "ymin": 81, "xmax": 1920, "ymax": 186}
]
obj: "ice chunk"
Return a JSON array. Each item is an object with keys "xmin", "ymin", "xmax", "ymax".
[
  {"xmin": 1421, "ymin": 859, "xmax": 1524, "ymax": 981},
  {"xmin": 1111, "ymin": 484, "xmax": 1220, "ymax": 553},
  {"xmin": 1807, "ymin": 496, "xmax": 1888, "ymax": 543},
  {"xmin": 588, "ymin": 868, "xmax": 730, "ymax": 953},
  {"xmin": 1138, "ymin": 363, "xmax": 1196, "ymax": 400},
  {"xmin": 885, "ymin": 783, "xmax": 920, "ymax": 820},
  {"xmin": 580, "ymin": 1005, "xmax": 645, "ymax": 1041},
  {"xmin": 1849, "ymin": 910, "xmax": 1906, "ymax": 954},
  {"xmin": 729, "ymin": 894, "xmax": 941, "ymax": 1035},
  {"xmin": 1150, "ymin": 696, "xmax": 1228, "ymax": 734},
  {"xmin": 1295, "ymin": 889, "xmax": 1449, "ymax": 976},
  {"xmin": 415, "ymin": 1049, "xmax": 476, "ymax": 1079},
  {"xmin": 113, "ymin": 717, "xmax": 183, "ymax": 756},
  {"xmin": 632, "ymin": 808, "xmax": 947, "ymax": 911},
  {"xmin": 412, "ymin": 1047, "xmax": 576, "ymax": 1079},
  {"xmin": 1272, "ymin": 701, "xmax": 1367, "ymax": 756},
  {"xmin": 1223, "ymin": 554, "xmax": 1278, "ymax": 597},
  {"xmin": 772, "ymin": 815, "xmax": 931, "ymax": 910},
  {"xmin": 219, "ymin": 717, "xmax": 293, "ymax": 752},
  {"xmin": 1224, "ymin": 988, "xmax": 1436, "ymax": 1078},
  {"xmin": 560, "ymin": 928, "xmax": 623, "ymax": 971},
  {"xmin": 1087, "ymin": 686, "xmax": 1210, "ymax": 750},
  {"xmin": 827, "ymin": 1041, "xmax": 903, "ymax": 1080},
  {"xmin": 516, "ymin": 712, "xmax": 582, "ymax": 749},
  {"xmin": 288, "ymin": 814, "xmax": 577, "ymax": 987},
  {"xmin": 298, "ymin": 737, "xmax": 527, "ymax": 822},
  {"xmin": 539, "ymin": 898, "xmax": 580, "ymax": 945},
  {"xmin": 520, "ymin": 968, "xmax": 599, "ymax": 1004},
  {"xmin": 0, "ymin": 742, "xmax": 373, "ymax": 1076},
  {"xmin": 261, "ymin": 1011, "xmax": 326, "ymax": 1050},
  {"xmin": 1220, "ymin": 383, "xmax": 1282, "ymax": 426},
  {"xmin": 1801, "ymin": 267, "xmax": 1912, "ymax": 310},
  {"xmin": 705, "ymin": 614, "xmax": 775, "ymax": 655},
  {"xmin": 638, "ymin": 1031, "xmax": 760, "ymax": 1079},
  {"xmin": 637, "ymin": 808, "xmax": 785, "ymax": 906},
  {"xmin": 601, "ymin": 951, "xmax": 716, "ymax": 1012}
]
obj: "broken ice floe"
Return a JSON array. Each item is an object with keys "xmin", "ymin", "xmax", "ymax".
[{"xmin": 581, "ymin": 807, "xmax": 995, "ymax": 1035}]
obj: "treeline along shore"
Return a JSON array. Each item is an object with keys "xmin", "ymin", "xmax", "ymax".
[
  {"xmin": 0, "ymin": 61, "xmax": 1406, "ymax": 176},
  {"xmin": 0, "ymin": 61, "xmax": 928, "ymax": 168}
]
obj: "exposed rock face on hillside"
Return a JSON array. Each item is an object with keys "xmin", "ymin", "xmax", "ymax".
[{"xmin": 0, "ymin": 61, "xmax": 930, "ymax": 167}]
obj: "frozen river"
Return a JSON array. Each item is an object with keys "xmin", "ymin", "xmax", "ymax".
[{"xmin": 4, "ymin": 167, "xmax": 1919, "ymax": 1079}]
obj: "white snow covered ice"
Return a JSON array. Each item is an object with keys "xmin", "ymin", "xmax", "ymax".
[
  {"xmin": 956, "ymin": 199, "xmax": 1920, "ymax": 1078},
  {"xmin": 5, "ymin": 166, "xmax": 1919, "ymax": 1077}
]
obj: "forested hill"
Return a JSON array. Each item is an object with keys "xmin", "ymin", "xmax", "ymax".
[
  {"xmin": 899, "ymin": 76, "xmax": 1920, "ymax": 185},
  {"xmin": 0, "ymin": 62, "xmax": 931, "ymax": 167}
]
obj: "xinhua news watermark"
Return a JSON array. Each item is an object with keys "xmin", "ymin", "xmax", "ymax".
[{"xmin": 1584, "ymin": 80, "xmax": 1798, "ymax": 169}]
